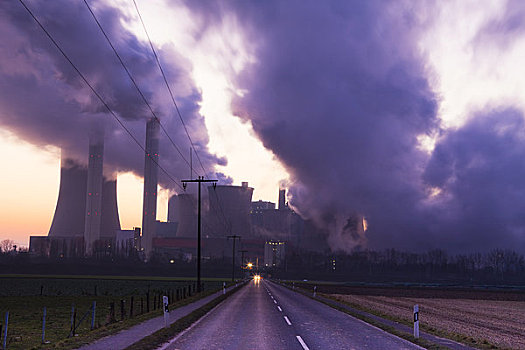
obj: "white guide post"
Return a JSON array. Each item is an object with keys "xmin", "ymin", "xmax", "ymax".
[
  {"xmin": 163, "ymin": 296, "xmax": 169, "ymax": 328},
  {"xmin": 413, "ymin": 304, "xmax": 419, "ymax": 338}
]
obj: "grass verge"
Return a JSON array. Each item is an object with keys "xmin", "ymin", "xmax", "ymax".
[
  {"xmin": 25, "ymin": 283, "xmax": 235, "ymax": 350},
  {"xmin": 124, "ymin": 282, "xmax": 246, "ymax": 350}
]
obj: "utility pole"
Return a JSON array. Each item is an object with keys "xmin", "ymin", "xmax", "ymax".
[
  {"xmin": 239, "ymin": 249, "xmax": 248, "ymax": 269},
  {"xmin": 227, "ymin": 235, "xmax": 241, "ymax": 282},
  {"xmin": 181, "ymin": 176, "xmax": 217, "ymax": 292}
]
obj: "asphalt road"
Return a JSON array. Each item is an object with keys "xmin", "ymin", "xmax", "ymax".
[{"xmin": 162, "ymin": 279, "xmax": 422, "ymax": 350}]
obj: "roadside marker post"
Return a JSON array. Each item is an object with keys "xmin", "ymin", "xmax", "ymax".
[
  {"xmin": 413, "ymin": 304, "xmax": 419, "ymax": 338},
  {"xmin": 313, "ymin": 286, "xmax": 317, "ymax": 297},
  {"xmin": 292, "ymin": 282, "xmax": 295, "ymax": 290},
  {"xmin": 223, "ymin": 282, "xmax": 226, "ymax": 295},
  {"xmin": 3, "ymin": 311, "xmax": 8, "ymax": 350},
  {"xmin": 163, "ymin": 296, "xmax": 169, "ymax": 328}
]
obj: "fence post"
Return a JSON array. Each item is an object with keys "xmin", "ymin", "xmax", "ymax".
[
  {"xmin": 42, "ymin": 307, "xmax": 46, "ymax": 344},
  {"xmin": 120, "ymin": 300, "xmax": 125, "ymax": 320},
  {"xmin": 109, "ymin": 302, "xmax": 115, "ymax": 323},
  {"xmin": 40, "ymin": 285, "xmax": 44, "ymax": 296},
  {"xmin": 146, "ymin": 291, "xmax": 150, "ymax": 312},
  {"xmin": 163, "ymin": 296, "xmax": 169, "ymax": 328},
  {"xmin": 413, "ymin": 305, "xmax": 419, "ymax": 338},
  {"xmin": 69, "ymin": 305, "xmax": 75, "ymax": 337},
  {"xmin": 129, "ymin": 297, "xmax": 134, "ymax": 318},
  {"xmin": 140, "ymin": 298, "xmax": 144, "ymax": 314},
  {"xmin": 3, "ymin": 311, "xmax": 9, "ymax": 350},
  {"xmin": 91, "ymin": 301, "xmax": 96, "ymax": 330}
]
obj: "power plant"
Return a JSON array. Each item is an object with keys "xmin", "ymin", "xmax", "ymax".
[{"xmin": 29, "ymin": 119, "xmax": 329, "ymax": 263}]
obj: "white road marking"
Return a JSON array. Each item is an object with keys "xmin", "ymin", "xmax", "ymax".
[
  {"xmin": 284, "ymin": 316, "xmax": 292, "ymax": 325},
  {"xmin": 296, "ymin": 335, "xmax": 309, "ymax": 350},
  {"xmin": 277, "ymin": 306, "xmax": 282, "ymax": 312},
  {"xmin": 273, "ymin": 299, "xmax": 277, "ymax": 304}
]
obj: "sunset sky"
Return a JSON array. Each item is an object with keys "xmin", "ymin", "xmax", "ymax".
[{"xmin": 1, "ymin": 0, "xmax": 525, "ymax": 251}]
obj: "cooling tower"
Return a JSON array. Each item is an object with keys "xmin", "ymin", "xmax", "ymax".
[
  {"xmin": 167, "ymin": 194, "xmax": 180, "ymax": 223},
  {"xmin": 141, "ymin": 118, "xmax": 160, "ymax": 258},
  {"xmin": 175, "ymin": 193, "xmax": 197, "ymax": 237},
  {"xmin": 48, "ymin": 156, "xmax": 87, "ymax": 237},
  {"xmin": 48, "ymin": 148, "xmax": 121, "ymax": 255},
  {"xmin": 100, "ymin": 179, "xmax": 121, "ymax": 237},
  {"xmin": 84, "ymin": 137, "xmax": 104, "ymax": 254},
  {"xmin": 207, "ymin": 182, "xmax": 253, "ymax": 237}
]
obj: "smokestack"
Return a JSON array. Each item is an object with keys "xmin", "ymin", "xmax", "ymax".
[
  {"xmin": 141, "ymin": 118, "xmax": 160, "ymax": 258},
  {"xmin": 84, "ymin": 135, "xmax": 104, "ymax": 255},
  {"xmin": 278, "ymin": 188, "xmax": 286, "ymax": 210}
]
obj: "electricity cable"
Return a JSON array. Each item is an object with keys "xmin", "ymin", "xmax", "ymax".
[{"xmin": 17, "ymin": 0, "xmax": 185, "ymax": 192}]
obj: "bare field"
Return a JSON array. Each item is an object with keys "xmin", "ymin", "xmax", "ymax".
[{"xmin": 330, "ymin": 293, "xmax": 525, "ymax": 349}]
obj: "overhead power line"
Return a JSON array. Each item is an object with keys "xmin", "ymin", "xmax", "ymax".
[
  {"xmin": 82, "ymin": 0, "xmax": 193, "ymax": 172},
  {"xmin": 131, "ymin": 0, "xmax": 233, "ymax": 234},
  {"xmin": 17, "ymin": 0, "xmax": 185, "ymax": 192},
  {"xmin": 132, "ymin": 0, "xmax": 209, "ymax": 180}
]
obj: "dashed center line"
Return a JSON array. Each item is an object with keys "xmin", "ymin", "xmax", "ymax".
[
  {"xmin": 273, "ymin": 299, "xmax": 277, "ymax": 304},
  {"xmin": 277, "ymin": 306, "xmax": 282, "ymax": 312},
  {"xmin": 296, "ymin": 336, "xmax": 310, "ymax": 350},
  {"xmin": 284, "ymin": 316, "xmax": 292, "ymax": 325}
]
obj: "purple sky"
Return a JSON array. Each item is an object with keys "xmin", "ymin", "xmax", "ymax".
[{"xmin": 1, "ymin": 0, "xmax": 525, "ymax": 252}]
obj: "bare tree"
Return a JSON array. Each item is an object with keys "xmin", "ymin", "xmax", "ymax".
[{"xmin": 0, "ymin": 239, "xmax": 15, "ymax": 253}]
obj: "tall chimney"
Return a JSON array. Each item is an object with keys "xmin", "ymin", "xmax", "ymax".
[
  {"xmin": 141, "ymin": 118, "xmax": 160, "ymax": 258},
  {"xmin": 278, "ymin": 188, "xmax": 286, "ymax": 210},
  {"xmin": 84, "ymin": 134, "xmax": 104, "ymax": 255}
]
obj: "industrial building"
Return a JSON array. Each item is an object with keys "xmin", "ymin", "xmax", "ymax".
[
  {"xmin": 206, "ymin": 182, "xmax": 254, "ymax": 238},
  {"xmin": 264, "ymin": 241, "xmax": 286, "ymax": 267},
  {"xmin": 28, "ymin": 114, "xmax": 328, "ymax": 264}
]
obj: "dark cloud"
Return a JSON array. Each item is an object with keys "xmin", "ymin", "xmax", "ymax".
[
  {"xmin": 423, "ymin": 108, "xmax": 525, "ymax": 251},
  {"xmin": 222, "ymin": 0, "xmax": 439, "ymax": 251},
  {"xmin": 185, "ymin": 0, "xmax": 525, "ymax": 253},
  {"xmin": 0, "ymin": 0, "xmax": 226, "ymax": 188}
]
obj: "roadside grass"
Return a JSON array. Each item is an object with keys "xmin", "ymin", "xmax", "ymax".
[
  {"xmin": 328, "ymin": 294, "xmax": 505, "ymax": 350},
  {"xmin": 124, "ymin": 282, "xmax": 246, "ymax": 350},
  {"xmin": 279, "ymin": 281, "xmax": 507, "ymax": 350},
  {"xmin": 0, "ymin": 276, "xmax": 229, "ymax": 350}
]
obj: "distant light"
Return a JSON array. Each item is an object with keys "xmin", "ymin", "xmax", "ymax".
[{"xmin": 170, "ymin": 259, "xmax": 175, "ymax": 264}]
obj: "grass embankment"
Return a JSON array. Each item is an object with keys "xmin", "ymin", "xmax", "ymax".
[
  {"xmin": 124, "ymin": 282, "xmax": 246, "ymax": 350},
  {"xmin": 0, "ymin": 275, "xmax": 228, "ymax": 350},
  {"xmin": 330, "ymin": 294, "xmax": 521, "ymax": 350},
  {"xmin": 286, "ymin": 281, "xmax": 518, "ymax": 349}
]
